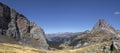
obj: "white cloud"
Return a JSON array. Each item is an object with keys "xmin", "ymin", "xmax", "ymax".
[{"xmin": 114, "ymin": 11, "xmax": 120, "ymax": 15}]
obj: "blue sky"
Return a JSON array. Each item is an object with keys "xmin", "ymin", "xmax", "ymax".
[{"xmin": 0, "ymin": 0, "xmax": 120, "ymax": 33}]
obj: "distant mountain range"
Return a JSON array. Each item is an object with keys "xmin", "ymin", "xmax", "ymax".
[{"xmin": 46, "ymin": 32, "xmax": 80, "ymax": 41}]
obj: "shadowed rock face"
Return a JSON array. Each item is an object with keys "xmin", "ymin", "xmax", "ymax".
[
  {"xmin": 0, "ymin": 2, "xmax": 48, "ymax": 49},
  {"xmin": 0, "ymin": 3, "xmax": 11, "ymax": 35}
]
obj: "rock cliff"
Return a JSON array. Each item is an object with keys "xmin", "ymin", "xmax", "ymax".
[{"xmin": 0, "ymin": 2, "xmax": 48, "ymax": 49}]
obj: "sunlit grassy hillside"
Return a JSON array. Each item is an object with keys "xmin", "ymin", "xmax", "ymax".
[
  {"xmin": 0, "ymin": 41, "xmax": 113, "ymax": 53},
  {"xmin": 0, "ymin": 43, "xmax": 47, "ymax": 53}
]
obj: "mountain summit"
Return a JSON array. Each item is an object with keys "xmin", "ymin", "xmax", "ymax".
[{"xmin": 92, "ymin": 19, "xmax": 116, "ymax": 34}]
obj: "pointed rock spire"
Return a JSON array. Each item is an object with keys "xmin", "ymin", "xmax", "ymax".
[{"xmin": 91, "ymin": 19, "xmax": 116, "ymax": 34}]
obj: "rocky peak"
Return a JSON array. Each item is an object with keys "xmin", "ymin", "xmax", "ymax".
[
  {"xmin": 92, "ymin": 19, "xmax": 116, "ymax": 34},
  {"xmin": 94, "ymin": 19, "xmax": 111, "ymax": 29}
]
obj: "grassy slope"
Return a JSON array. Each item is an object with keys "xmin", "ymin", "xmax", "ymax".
[
  {"xmin": 0, "ymin": 42, "xmax": 111, "ymax": 53},
  {"xmin": 0, "ymin": 43, "xmax": 47, "ymax": 53},
  {"xmin": 0, "ymin": 35, "xmax": 117, "ymax": 53}
]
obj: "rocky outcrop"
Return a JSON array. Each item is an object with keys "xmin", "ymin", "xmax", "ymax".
[
  {"xmin": 103, "ymin": 41, "xmax": 120, "ymax": 53},
  {"xmin": 0, "ymin": 2, "xmax": 48, "ymax": 49}
]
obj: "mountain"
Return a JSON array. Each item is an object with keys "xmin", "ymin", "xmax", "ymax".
[
  {"xmin": 0, "ymin": 2, "xmax": 48, "ymax": 49},
  {"xmin": 70, "ymin": 19, "xmax": 118, "ymax": 47},
  {"xmin": 46, "ymin": 32, "xmax": 77, "ymax": 41},
  {"xmin": 67, "ymin": 19, "xmax": 119, "ymax": 49},
  {"xmin": 91, "ymin": 19, "xmax": 116, "ymax": 34},
  {"xmin": 48, "ymin": 19, "xmax": 119, "ymax": 49}
]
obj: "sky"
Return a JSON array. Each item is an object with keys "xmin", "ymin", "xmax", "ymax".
[{"xmin": 0, "ymin": 0, "xmax": 120, "ymax": 34}]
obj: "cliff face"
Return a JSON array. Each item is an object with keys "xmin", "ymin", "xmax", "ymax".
[{"xmin": 0, "ymin": 2, "xmax": 48, "ymax": 49}]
